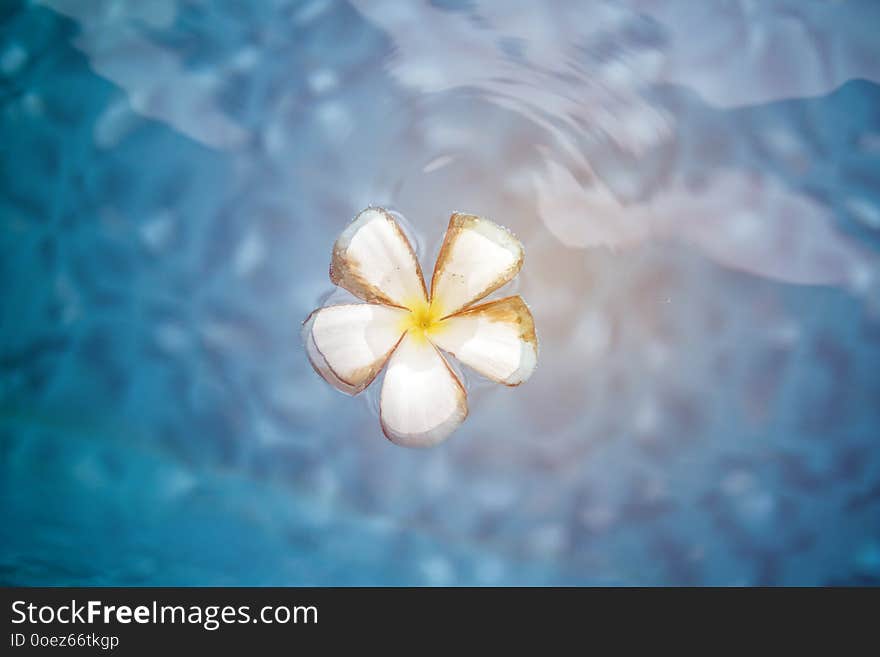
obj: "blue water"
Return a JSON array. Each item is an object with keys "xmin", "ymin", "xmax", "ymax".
[{"xmin": 2, "ymin": 0, "xmax": 880, "ymax": 585}]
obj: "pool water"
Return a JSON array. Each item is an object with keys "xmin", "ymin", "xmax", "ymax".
[{"xmin": 2, "ymin": 0, "xmax": 880, "ymax": 585}]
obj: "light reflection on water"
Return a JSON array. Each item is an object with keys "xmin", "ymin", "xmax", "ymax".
[{"xmin": 1, "ymin": 0, "xmax": 879, "ymax": 585}]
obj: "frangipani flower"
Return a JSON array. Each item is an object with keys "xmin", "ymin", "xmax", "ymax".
[{"xmin": 304, "ymin": 208, "xmax": 538, "ymax": 447}]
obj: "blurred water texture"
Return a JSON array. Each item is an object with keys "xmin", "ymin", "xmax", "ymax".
[{"xmin": 2, "ymin": 0, "xmax": 880, "ymax": 585}]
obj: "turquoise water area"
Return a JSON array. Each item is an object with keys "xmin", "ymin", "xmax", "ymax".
[{"xmin": 2, "ymin": 0, "xmax": 880, "ymax": 585}]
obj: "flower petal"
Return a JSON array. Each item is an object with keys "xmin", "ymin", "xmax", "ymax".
[
  {"xmin": 304, "ymin": 304, "xmax": 408, "ymax": 395},
  {"xmin": 431, "ymin": 295, "xmax": 538, "ymax": 386},
  {"xmin": 380, "ymin": 332, "xmax": 468, "ymax": 447},
  {"xmin": 429, "ymin": 212, "xmax": 524, "ymax": 317},
  {"xmin": 330, "ymin": 207, "xmax": 428, "ymax": 309}
]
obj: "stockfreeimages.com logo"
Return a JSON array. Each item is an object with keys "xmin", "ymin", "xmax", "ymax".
[{"xmin": 12, "ymin": 600, "xmax": 318, "ymax": 631}]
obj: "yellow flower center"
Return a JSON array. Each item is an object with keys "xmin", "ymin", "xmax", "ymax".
[{"xmin": 400, "ymin": 299, "xmax": 445, "ymax": 343}]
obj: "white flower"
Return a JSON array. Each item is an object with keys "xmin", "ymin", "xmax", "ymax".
[{"xmin": 304, "ymin": 208, "xmax": 538, "ymax": 447}]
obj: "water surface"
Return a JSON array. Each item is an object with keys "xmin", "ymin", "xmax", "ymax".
[{"xmin": 2, "ymin": 0, "xmax": 880, "ymax": 585}]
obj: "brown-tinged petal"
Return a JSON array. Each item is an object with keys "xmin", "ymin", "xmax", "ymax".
[
  {"xmin": 379, "ymin": 331, "xmax": 468, "ymax": 447},
  {"xmin": 304, "ymin": 304, "xmax": 408, "ymax": 395},
  {"xmin": 429, "ymin": 212, "xmax": 524, "ymax": 317},
  {"xmin": 431, "ymin": 295, "xmax": 537, "ymax": 386},
  {"xmin": 330, "ymin": 207, "xmax": 428, "ymax": 309}
]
